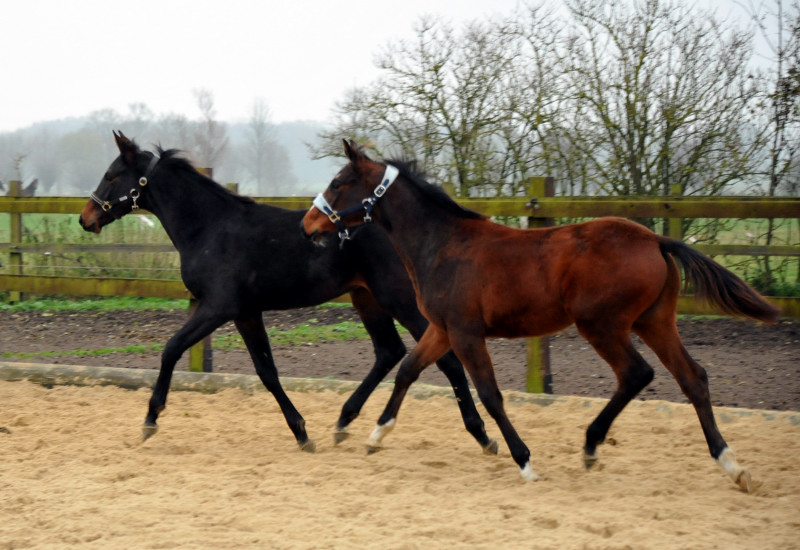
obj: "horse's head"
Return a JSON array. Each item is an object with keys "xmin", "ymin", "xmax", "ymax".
[
  {"xmin": 302, "ymin": 139, "xmax": 398, "ymax": 243},
  {"xmin": 79, "ymin": 130, "xmax": 157, "ymax": 233}
]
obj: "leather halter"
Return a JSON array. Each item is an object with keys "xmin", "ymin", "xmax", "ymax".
[
  {"xmin": 90, "ymin": 153, "xmax": 159, "ymax": 218},
  {"xmin": 311, "ymin": 164, "xmax": 399, "ymax": 243}
]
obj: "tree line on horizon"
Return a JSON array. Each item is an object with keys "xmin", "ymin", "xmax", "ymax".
[{"xmin": 0, "ymin": 90, "xmax": 334, "ymax": 198}]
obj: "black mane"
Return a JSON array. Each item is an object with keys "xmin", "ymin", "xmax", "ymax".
[
  {"xmin": 155, "ymin": 147, "xmax": 255, "ymax": 205},
  {"xmin": 385, "ymin": 157, "xmax": 485, "ymax": 220}
]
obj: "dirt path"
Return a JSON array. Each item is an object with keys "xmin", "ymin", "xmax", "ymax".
[{"xmin": 1, "ymin": 308, "xmax": 798, "ymax": 410}]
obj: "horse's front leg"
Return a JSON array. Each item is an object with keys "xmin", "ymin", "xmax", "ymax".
[
  {"xmin": 366, "ymin": 325, "xmax": 450, "ymax": 452},
  {"xmin": 334, "ymin": 289, "xmax": 407, "ymax": 444},
  {"xmin": 234, "ymin": 315, "xmax": 315, "ymax": 452},
  {"xmin": 143, "ymin": 305, "xmax": 227, "ymax": 440},
  {"xmin": 449, "ymin": 333, "xmax": 537, "ymax": 481}
]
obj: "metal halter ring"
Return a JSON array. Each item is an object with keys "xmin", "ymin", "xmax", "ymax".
[
  {"xmin": 101, "ymin": 201, "xmax": 112, "ymax": 212},
  {"xmin": 130, "ymin": 188, "xmax": 141, "ymax": 210}
]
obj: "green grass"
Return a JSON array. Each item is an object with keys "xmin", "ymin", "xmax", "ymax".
[
  {"xmin": 0, "ymin": 296, "xmax": 189, "ymax": 312},
  {"xmin": 1, "ymin": 343, "xmax": 164, "ymax": 360}
]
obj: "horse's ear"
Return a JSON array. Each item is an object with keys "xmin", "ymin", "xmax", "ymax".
[
  {"xmin": 343, "ymin": 138, "xmax": 368, "ymax": 170},
  {"xmin": 343, "ymin": 139, "xmax": 356, "ymax": 161},
  {"xmin": 113, "ymin": 130, "xmax": 138, "ymax": 164}
]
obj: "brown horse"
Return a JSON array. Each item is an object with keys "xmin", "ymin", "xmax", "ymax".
[{"xmin": 302, "ymin": 140, "xmax": 780, "ymax": 491}]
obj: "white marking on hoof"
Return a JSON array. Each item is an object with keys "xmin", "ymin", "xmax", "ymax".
[
  {"xmin": 519, "ymin": 461, "xmax": 541, "ymax": 482},
  {"xmin": 366, "ymin": 419, "xmax": 395, "ymax": 451},
  {"xmin": 717, "ymin": 447, "xmax": 752, "ymax": 492}
]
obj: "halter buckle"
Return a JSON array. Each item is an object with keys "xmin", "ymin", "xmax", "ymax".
[{"xmin": 101, "ymin": 201, "xmax": 112, "ymax": 212}]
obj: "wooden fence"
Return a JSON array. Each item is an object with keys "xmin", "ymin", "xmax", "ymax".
[{"xmin": 1, "ymin": 178, "xmax": 798, "ymax": 390}]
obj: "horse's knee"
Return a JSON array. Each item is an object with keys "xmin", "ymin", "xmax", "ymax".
[{"xmin": 631, "ymin": 362, "xmax": 655, "ymax": 390}]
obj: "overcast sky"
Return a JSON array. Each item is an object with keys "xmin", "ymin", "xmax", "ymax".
[
  {"xmin": 2, "ymin": 0, "xmax": 764, "ymax": 134},
  {"xmin": 0, "ymin": 0, "xmax": 524, "ymax": 133}
]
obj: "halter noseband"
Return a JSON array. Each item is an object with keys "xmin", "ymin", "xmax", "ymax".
[
  {"xmin": 312, "ymin": 164, "xmax": 399, "ymax": 243},
  {"xmin": 90, "ymin": 153, "xmax": 159, "ymax": 218}
]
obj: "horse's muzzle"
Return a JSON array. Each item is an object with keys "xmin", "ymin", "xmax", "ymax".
[{"xmin": 78, "ymin": 214, "xmax": 101, "ymax": 234}]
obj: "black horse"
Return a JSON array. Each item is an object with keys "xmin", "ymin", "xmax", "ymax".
[{"xmin": 79, "ymin": 131, "xmax": 496, "ymax": 453}]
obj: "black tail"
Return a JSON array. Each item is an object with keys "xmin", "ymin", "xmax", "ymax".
[{"xmin": 658, "ymin": 237, "xmax": 780, "ymax": 323}]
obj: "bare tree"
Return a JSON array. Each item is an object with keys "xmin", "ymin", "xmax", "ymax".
[
  {"xmin": 315, "ymin": 15, "xmax": 519, "ymax": 196},
  {"xmin": 241, "ymin": 99, "xmax": 296, "ymax": 195},
  {"xmin": 191, "ymin": 88, "xmax": 229, "ymax": 170},
  {"xmin": 563, "ymin": 0, "xmax": 763, "ymax": 203},
  {"xmin": 739, "ymin": 0, "xmax": 800, "ymax": 289},
  {"xmin": 316, "ymin": 0, "xmax": 766, "ymax": 208}
]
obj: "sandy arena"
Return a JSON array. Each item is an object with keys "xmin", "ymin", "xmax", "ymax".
[{"xmin": 1, "ymin": 373, "xmax": 798, "ymax": 549}]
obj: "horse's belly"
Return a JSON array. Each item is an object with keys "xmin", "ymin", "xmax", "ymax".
[{"xmin": 484, "ymin": 304, "xmax": 571, "ymax": 338}]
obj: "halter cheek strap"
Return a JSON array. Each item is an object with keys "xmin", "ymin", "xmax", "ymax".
[{"xmin": 312, "ymin": 164, "xmax": 399, "ymax": 243}]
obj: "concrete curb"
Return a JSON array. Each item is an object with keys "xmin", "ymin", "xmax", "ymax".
[{"xmin": 1, "ymin": 361, "xmax": 798, "ymax": 426}]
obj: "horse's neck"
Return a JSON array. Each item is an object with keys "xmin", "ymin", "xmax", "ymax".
[
  {"xmin": 143, "ymin": 171, "xmax": 234, "ymax": 250},
  {"xmin": 377, "ymin": 185, "xmax": 459, "ymax": 278}
]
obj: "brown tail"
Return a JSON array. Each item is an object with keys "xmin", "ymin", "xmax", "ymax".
[{"xmin": 658, "ymin": 236, "xmax": 780, "ymax": 323}]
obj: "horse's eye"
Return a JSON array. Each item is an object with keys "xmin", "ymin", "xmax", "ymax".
[
  {"xmin": 330, "ymin": 179, "xmax": 342, "ymax": 190},
  {"xmin": 104, "ymin": 172, "xmax": 113, "ymax": 181}
]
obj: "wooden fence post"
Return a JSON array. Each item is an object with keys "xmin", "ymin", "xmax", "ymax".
[
  {"xmin": 188, "ymin": 297, "xmax": 213, "ymax": 373},
  {"xmin": 186, "ymin": 168, "xmax": 216, "ymax": 373},
  {"xmin": 525, "ymin": 177, "xmax": 554, "ymax": 394},
  {"xmin": 8, "ymin": 181, "xmax": 23, "ymax": 303},
  {"xmin": 668, "ymin": 183, "xmax": 683, "ymax": 240}
]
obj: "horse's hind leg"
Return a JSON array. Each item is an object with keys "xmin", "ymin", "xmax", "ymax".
[
  {"xmin": 366, "ymin": 325, "xmax": 450, "ymax": 452},
  {"xmin": 144, "ymin": 304, "xmax": 228, "ymax": 440},
  {"xmin": 634, "ymin": 319, "xmax": 752, "ymax": 491},
  {"xmin": 576, "ymin": 323, "xmax": 655, "ymax": 469},
  {"xmin": 235, "ymin": 315, "xmax": 314, "ymax": 452}
]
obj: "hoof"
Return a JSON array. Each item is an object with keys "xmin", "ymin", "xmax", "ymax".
[
  {"xmin": 365, "ymin": 443, "xmax": 383, "ymax": 455},
  {"xmin": 141, "ymin": 423, "xmax": 158, "ymax": 441},
  {"xmin": 717, "ymin": 447, "xmax": 757, "ymax": 492},
  {"xmin": 483, "ymin": 438, "xmax": 499, "ymax": 455},
  {"xmin": 520, "ymin": 461, "xmax": 541, "ymax": 482},
  {"xmin": 735, "ymin": 469, "xmax": 753, "ymax": 493},
  {"xmin": 583, "ymin": 451, "xmax": 598, "ymax": 470},
  {"xmin": 299, "ymin": 439, "xmax": 316, "ymax": 453},
  {"xmin": 333, "ymin": 429, "xmax": 350, "ymax": 445}
]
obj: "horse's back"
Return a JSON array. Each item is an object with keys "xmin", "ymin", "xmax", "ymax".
[{"xmin": 452, "ymin": 217, "xmax": 670, "ymax": 335}]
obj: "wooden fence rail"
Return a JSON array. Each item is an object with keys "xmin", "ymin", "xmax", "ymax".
[{"xmin": 2, "ymin": 180, "xmax": 798, "ymax": 388}]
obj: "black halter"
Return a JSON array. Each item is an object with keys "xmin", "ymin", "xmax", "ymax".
[{"xmin": 90, "ymin": 153, "xmax": 159, "ymax": 218}]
